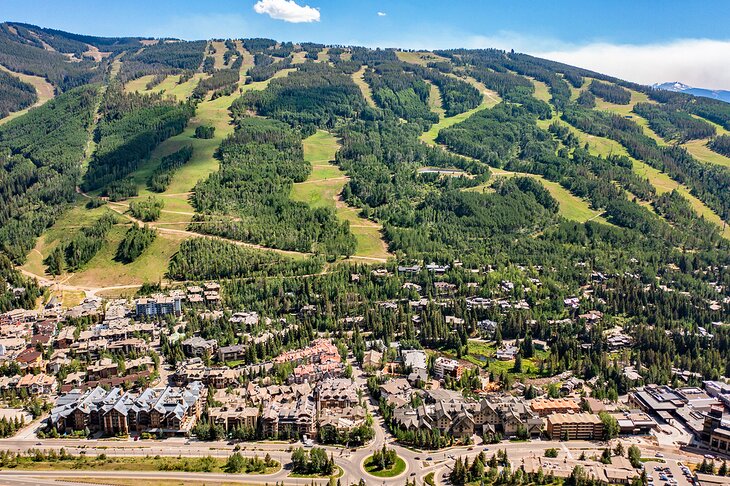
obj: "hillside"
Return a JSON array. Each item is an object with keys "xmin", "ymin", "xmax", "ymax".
[{"xmin": 0, "ymin": 22, "xmax": 728, "ymax": 322}]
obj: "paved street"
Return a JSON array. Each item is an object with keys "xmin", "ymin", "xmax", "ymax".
[
  {"xmin": 0, "ymin": 362, "xmax": 725, "ymax": 485},
  {"xmin": 1, "ymin": 430, "xmax": 716, "ymax": 486}
]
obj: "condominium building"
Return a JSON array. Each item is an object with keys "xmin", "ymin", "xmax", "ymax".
[{"xmin": 546, "ymin": 412, "xmax": 604, "ymax": 440}]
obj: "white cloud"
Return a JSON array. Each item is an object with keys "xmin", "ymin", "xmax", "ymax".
[
  {"xmin": 253, "ymin": 0, "xmax": 320, "ymax": 23},
  {"xmin": 377, "ymin": 12, "xmax": 387, "ymax": 17},
  {"xmin": 534, "ymin": 39, "xmax": 730, "ymax": 90},
  {"xmin": 354, "ymin": 29, "xmax": 730, "ymax": 90}
]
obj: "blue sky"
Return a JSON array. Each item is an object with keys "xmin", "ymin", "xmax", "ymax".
[{"xmin": 3, "ymin": 0, "xmax": 730, "ymax": 88}]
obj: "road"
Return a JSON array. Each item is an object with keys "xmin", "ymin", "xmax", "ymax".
[
  {"xmin": 1, "ymin": 429, "xmax": 721, "ymax": 486},
  {"xmin": 0, "ymin": 362, "xmax": 721, "ymax": 485}
]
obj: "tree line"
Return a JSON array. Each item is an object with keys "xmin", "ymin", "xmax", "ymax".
[
  {"xmin": 82, "ymin": 84, "xmax": 194, "ymax": 192},
  {"xmin": 147, "ymin": 145, "xmax": 194, "ymax": 192},
  {"xmin": 0, "ymin": 85, "xmax": 98, "ymax": 263},
  {"xmin": 191, "ymin": 116, "xmax": 356, "ymax": 258},
  {"xmin": 0, "ymin": 70, "xmax": 37, "ymax": 119}
]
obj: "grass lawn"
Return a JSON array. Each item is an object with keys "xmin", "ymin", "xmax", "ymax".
[
  {"xmin": 76, "ymin": 480, "xmax": 257, "ymax": 486},
  {"xmin": 352, "ymin": 66, "xmax": 376, "ymax": 108},
  {"xmin": 59, "ymin": 290, "xmax": 86, "ymax": 308},
  {"xmin": 1, "ymin": 455, "xmax": 279, "ymax": 475},
  {"xmin": 363, "ymin": 456, "xmax": 407, "ymax": 478},
  {"xmin": 437, "ymin": 340, "xmax": 550, "ymax": 380},
  {"xmin": 0, "ymin": 64, "xmax": 55, "ymax": 125},
  {"xmin": 289, "ymin": 465, "xmax": 343, "ymax": 479}
]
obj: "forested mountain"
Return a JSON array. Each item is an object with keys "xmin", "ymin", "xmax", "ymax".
[
  {"xmin": 0, "ymin": 23, "xmax": 728, "ymax": 385},
  {"xmin": 0, "ymin": 69, "xmax": 36, "ymax": 118},
  {"xmin": 82, "ymin": 84, "xmax": 194, "ymax": 193},
  {"xmin": 0, "ymin": 84, "xmax": 98, "ymax": 263}
]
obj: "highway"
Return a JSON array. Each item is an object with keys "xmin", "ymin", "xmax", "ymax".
[{"xmin": 0, "ymin": 428, "xmax": 717, "ymax": 486}]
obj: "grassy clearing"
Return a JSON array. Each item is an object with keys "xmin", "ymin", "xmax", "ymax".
[
  {"xmin": 209, "ymin": 40, "xmax": 228, "ymax": 69},
  {"xmin": 363, "ymin": 456, "xmax": 406, "ymax": 478},
  {"xmin": 529, "ymin": 79, "xmax": 729, "ymax": 237},
  {"xmin": 631, "ymin": 159, "xmax": 730, "ymax": 238},
  {"xmin": 124, "ymin": 73, "xmax": 207, "ymax": 101},
  {"xmin": 591, "ymin": 80, "xmax": 654, "ymax": 117},
  {"xmin": 291, "ymin": 131, "xmax": 391, "ymax": 261},
  {"xmin": 426, "ymin": 80, "xmax": 445, "ymax": 117},
  {"xmin": 352, "ymin": 66, "xmax": 376, "ymax": 108},
  {"xmin": 683, "ymin": 139, "xmax": 730, "ymax": 168},
  {"xmin": 455, "ymin": 340, "xmax": 550, "ymax": 380},
  {"xmin": 0, "ymin": 64, "xmax": 56, "ymax": 125},
  {"xmin": 125, "ymin": 68, "xmax": 293, "ymax": 221},
  {"xmin": 234, "ymin": 41, "xmax": 255, "ymax": 73},
  {"xmin": 570, "ymin": 116, "xmax": 729, "ymax": 237},
  {"xmin": 532, "ymin": 79, "xmax": 552, "ymax": 104},
  {"xmin": 568, "ymin": 78, "xmax": 589, "ymax": 101},
  {"xmin": 59, "ymin": 290, "xmax": 86, "ymax": 308},
  {"xmin": 27, "ymin": 65, "xmax": 297, "ymax": 290},
  {"xmin": 420, "ymin": 76, "xmax": 501, "ymax": 146},
  {"xmin": 20, "ymin": 200, "xmax": 117, "ymax": 278},
  {"xmin": 395, "ymin": 50, "xmax": 449, "ymax": 66},
  {"xmin": 467, "ymin": 169, "xmax": 606, "ymax": 224},
  {"xmin": 66, "ymin": 228, "xmax": 185, "ymax": 288},
  {"xmin": 316, "ymin": 47, "xmax": 330, "ymax": 63},
  {"xmin": 291, "ymin": 51, "xmax": 307, "ymax": 65}
]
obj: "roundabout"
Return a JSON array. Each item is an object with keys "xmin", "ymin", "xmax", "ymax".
[{"xmin": 361, "ymin": 448, "xmax": 408, "ymax": 479}]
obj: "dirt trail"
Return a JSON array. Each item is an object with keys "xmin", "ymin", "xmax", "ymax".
[{"xmin": 90, "ymin": 191, "xmax": 316, "ymax": 260}]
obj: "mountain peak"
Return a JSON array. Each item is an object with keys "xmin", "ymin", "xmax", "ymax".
[
  {"xmin": 653, "ymin": 81, "xmax": 730, "ymax": 103},
  {"xmin": 653, "ymin": 81, "xmax": 692, "ymax": 91}
]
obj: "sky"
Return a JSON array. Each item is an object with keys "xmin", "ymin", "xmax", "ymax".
[{"xmin": 3, "ymin": 0, "xmax": 730, "ymax": 89}]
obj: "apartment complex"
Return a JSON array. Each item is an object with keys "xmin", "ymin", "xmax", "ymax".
[{"xmin": 546, "ymin": 412, "xmax": 604, "ymax": 440}]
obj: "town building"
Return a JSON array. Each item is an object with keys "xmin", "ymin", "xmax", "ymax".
[
  {"xmin": 701, "ymin": 405, "xmax": 730, "ymax": 454},
  {"xmin": 135, "ymin": 295, "xmax": 182, "ymax": 317},
  {"xmin": 181, "ymin": 336, "xmax": 218, "ymax": 358},
  {"xmin": 433, "ymin": 357, "xmax": 463, "ymax": 379},
  {"xmin": 546, "ymin": 413, "xmax": 604, "ymax": 440},
  {"xmin": 530, "ymin": 398, "xmax": 581, "ymax": 417},
  {"xmin": 49, "ymin": 382, "xmax": 204, "ymax": 437}
]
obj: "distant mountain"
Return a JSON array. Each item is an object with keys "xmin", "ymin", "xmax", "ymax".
[{"xmin": 653, "ymin": 81, "xmax": 730, "ymax": 103}]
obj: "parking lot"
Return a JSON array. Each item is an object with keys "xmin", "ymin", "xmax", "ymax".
[{"xmin": 643, "ymin": 457, "xmax": 696, "ymax": 486}]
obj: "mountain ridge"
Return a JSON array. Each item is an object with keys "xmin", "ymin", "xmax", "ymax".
[{"xmin": 653, "ymin": 81, "xmax": 730, "ymax": 103}]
